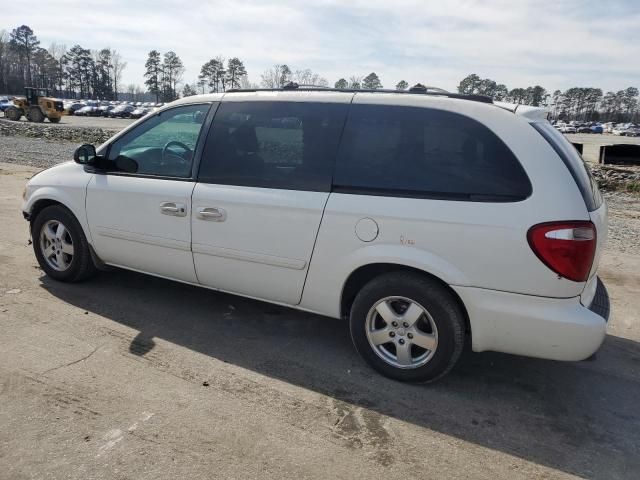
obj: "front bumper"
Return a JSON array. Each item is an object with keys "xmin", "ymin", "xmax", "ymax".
[{"xmin": 453, "ymin": 279, "xmax": 609, "ymax": 361}]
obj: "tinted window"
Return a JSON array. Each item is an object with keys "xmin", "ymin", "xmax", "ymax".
[
  {"xmin": 532, "ymin": 122, "xmax": 603, "ymax": 211},
  {"xmin": 107, "ymin": 104, "xmax": 210, "ymax": 178},
  {"xmin": 198, "ymin": 101, "xmax": 348, "ymax": 191},
  {"xmin": 333, "ymin": 104, "xmax": 531, "ymax": 201}
]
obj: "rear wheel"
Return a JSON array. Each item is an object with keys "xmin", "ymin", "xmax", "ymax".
[
  {"xmin": 4, "ymin": 106, "xmax": 22, "ymax": 121},
  {"xmin": 32, "ymin": 205, "xmax": 97, "ymax": 282},
  {"xmin": 27, "ymin": 106, "xmax": 45, "ymax": 123},
  {"xmin": 349, "ymin": 272, "xmax": 465, "ymax": 383}
]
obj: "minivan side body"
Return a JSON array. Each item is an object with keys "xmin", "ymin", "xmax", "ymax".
[{"xmin": 22, "ymin": 90, "xmax": 609, "ymax": 382}]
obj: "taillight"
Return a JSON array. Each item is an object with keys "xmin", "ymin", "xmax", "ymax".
[{"xmin": 527, "ymin": 221, "xmax": 596, "ymax": 282}]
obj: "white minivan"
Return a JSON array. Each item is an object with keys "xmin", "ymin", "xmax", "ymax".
[{"xmin": 22, "ymin": 87, "xmax": 609, "ymax": 382}]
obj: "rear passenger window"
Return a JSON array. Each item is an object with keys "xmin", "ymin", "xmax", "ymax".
[
  {"xmin": 198, "ymin": 101, "xmax": 348, "ymax": 191},
  {"xmin": 333, "ymin": 104, "xmax": 532, "ymax": 201}
]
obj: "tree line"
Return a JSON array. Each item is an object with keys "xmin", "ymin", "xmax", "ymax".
[
  {"xmin": 457, "ymin": 73, "xmax": 639, "ymax": 122},
  {"xmin": 2, "ymin": 24, "xmax": 638, "ymax": 121},
  {"xmin": 0, "ymin": 25, "xmax": 126, "ymax": 100}
]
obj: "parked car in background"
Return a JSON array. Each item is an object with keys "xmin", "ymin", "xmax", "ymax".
[
  {"xmin": 625, "ymin": 126, "xmax": 640, "ymax": 137},
  {"xmin": 98, "ymin": 105, "xmax": 115, "ymax": 116},
  {"xmin": 590, "ymin": 125, "xmax": 604, "ymax": 134},
  {"xmin": 74, "ymin": 105, "xmax": 100, "ymax": 117},
  {"xmin": 561, "ymin": 125, "xmax": 578, "ymax": 134},
  {"xmin": 130, "ymin": 107, "xmax": 150, "ymax": 119},
  {"xmin": 577, "ymin": 126, "xmax": 591, "ymax": 133},
  {"xmin": 67, "ymin": 103, "xmax": 86, "ymax": 115},
  {"xmin": 0, "ymin": 96, "xmax": 13, "ymax": 112},
  {"xmin": 612, "ymin": 125, "xmax": 633, "ymax": 136},
  {"xmin": 22, "ymin": 89, "xmax": 610, "ymax": 383},
  {"xmin": 108, "ymin": 104, "xmax": 136, "ymax": 118}
]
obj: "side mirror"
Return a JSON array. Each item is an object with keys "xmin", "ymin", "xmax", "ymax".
[{"xmin": 73, "ymin": 144, "xmax": 97, "ymax": 165}]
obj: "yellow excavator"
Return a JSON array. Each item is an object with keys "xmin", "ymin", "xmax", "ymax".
[{"xmin": 4, "ymin": 87, "xmax": 64, "ymax": 123}]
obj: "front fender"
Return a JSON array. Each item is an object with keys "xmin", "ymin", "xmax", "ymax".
[{"xmin": 22, "ymin": 162, "xmax": 93, "ymax": 243}]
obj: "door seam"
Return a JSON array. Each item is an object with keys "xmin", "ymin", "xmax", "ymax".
[
  {"xmin": 297, "ymin": 92, "xmax": 356, "ymax": 305},
  {"xmin": 189, "ymin": 182, "xmax": 200, "ymax": 284}
]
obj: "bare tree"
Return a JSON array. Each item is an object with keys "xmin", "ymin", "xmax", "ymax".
[
  {"xmin": 48, "ymin": 42, "xmax": 67, "ymax": 95},
  {"xmin": 0, "ymin": 30, "xmax": 8, "ymax": 92},
  {"xmin": 260, "ymin": 64, "xmax": 291, "ymax": 88},
  {"xmin": 134, "ymin": 84, "xmax": 144, "ymax": 101},
  {"xmin": 293, "ymin": 68, "xmax": 328, "ymax": 86},
  {"xmin": 239, "ymin": 76, "xmax": 259, "ymax": 89},
  {"xmin": 111, "ymin": 50, "xmax": 126, "ymax": 100}
]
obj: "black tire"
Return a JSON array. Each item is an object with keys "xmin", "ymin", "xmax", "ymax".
[
  {"xmin": 4, "ymin": 106, "xmax": 21, "ymax": 121},
  {"xmin": 31, "ymin": 205, "xmax": 97, "ymax": 282},
  {"xmin": 48, "ymin": 116, "xmax": 61, "ymax": 123},
  {"xmin": 349, "ymin": 272, "xmax": 465, "ymax": 383},
  {"xmin": 27, "ymin": 107, "xmax": 45, "ymax": 123}
]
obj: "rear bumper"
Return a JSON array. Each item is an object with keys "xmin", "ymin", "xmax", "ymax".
[
  {"xmin": 587, "ymin": 277, "xmax": 610, "ymax": 320},
  {"xmin": 452, "ymin": 279, "xmax": 609, "ymax": 361}
]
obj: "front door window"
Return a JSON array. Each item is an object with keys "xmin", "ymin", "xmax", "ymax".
[{"xmin": 107, "ymin": 104, "xmax": 210, "ymax": 178}]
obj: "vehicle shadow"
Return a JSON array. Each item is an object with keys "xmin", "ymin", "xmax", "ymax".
[{"xmin": 41, "ymin": 268, "xmax": 640, "ymax": 479}]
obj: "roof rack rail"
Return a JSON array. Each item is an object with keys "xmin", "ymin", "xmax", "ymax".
[{"xmin": 225, "ymin": 84, "xmax": 493, "ymax": 104}]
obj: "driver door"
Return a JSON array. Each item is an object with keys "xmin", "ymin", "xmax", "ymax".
[{"xmin": 86, "ymin": 103, "xmax": 214, "ymax": 282}]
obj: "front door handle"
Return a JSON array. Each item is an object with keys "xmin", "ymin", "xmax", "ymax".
[
  {"xmin": 197, "ymin": 207, "xmax": 227, "ymax": 222},
  {"xmin": 160, "ymin": 202, "xmax": 187, "ymax": 217}
]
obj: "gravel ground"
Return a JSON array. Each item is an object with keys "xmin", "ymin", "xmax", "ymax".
[
  {"xmin": 0, "ymin": 135, "xmax": 78, "ymax": 168},
  {"xmin": 1, "ymin": 132, "xmax": 638, "ymax": 253},
  {"xmin": 1, "ymin": 110, "xmax": 134, "ymax": 129},
  {"xmin": 605, "ymin": 191, "xmax": 640, "ymax": 254}
]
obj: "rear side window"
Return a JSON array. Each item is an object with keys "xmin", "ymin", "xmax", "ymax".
[
  {"xmin": 333, "ymin": 104, "xmax": 531, "ymax": 201},
  {"xmin": 532, "ymin": 122, "xmax": 603, "ymax": 211},
  {"xmin": 198, "ymin": 101, "xmax": 348, "ymax": 191}
]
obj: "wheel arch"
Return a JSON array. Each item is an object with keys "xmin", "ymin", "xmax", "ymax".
[
  {"xmin": 340, "ymin": 263, "xmax": 471, "ymax": 336},
  {"xmin": 26, "ymin": 191, "xmax": 92, "ymax": 245},
  {"xmin": 29, "ymin": 198, "xmax": 64, "ymax": 227}
]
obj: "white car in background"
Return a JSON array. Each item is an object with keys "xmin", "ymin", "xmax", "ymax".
[{"xmin": 21, "ymin": 88, "xmax": 609, "ymax": 383}]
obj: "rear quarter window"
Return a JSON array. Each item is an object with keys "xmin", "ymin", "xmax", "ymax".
[
  {"xmin": 532, "ymin": 122, "xmax": 603, "ymax": 211},
  {"xmin": 333, "ymin": 104, "xmax": 532, "ymax": 201}
]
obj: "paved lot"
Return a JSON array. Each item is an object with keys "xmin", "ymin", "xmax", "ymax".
[{"xmin": 1, "ymin": 162, "xmax": 639, "ymax": 479}]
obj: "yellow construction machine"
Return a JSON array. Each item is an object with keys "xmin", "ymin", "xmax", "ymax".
[{"xmin": 4, "ymin": 87, "xmax": 64, "ymax": 123}]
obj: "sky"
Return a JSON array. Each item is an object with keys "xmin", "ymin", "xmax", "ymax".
[{"xmin": 3, "ymin": 0, "xmax": 639, "ymax": 93}]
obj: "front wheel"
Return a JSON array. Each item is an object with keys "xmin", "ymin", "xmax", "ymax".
[
  {"xmin": 349, "ymin": 272, "xmax": 465, "ymax": 383},
  {"xmin": 32, "ymin": 205, "xmax": 97, "ymax": 282},
  {"xmin": 4, "ymin": 106, "xmax": 21, "ymax": 121},
  {"xmin": 48, "ymin": 116, "xmax": 61, "ymax": 123}
]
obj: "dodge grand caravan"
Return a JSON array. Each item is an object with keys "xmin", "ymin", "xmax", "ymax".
[{"xmin": 22, "ymin": 86, "xmax": 610, "ymax": 382}]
